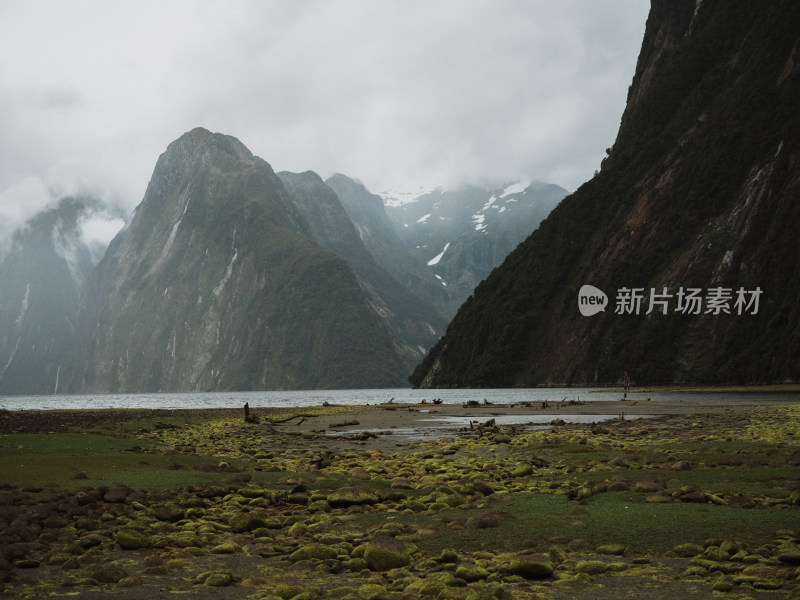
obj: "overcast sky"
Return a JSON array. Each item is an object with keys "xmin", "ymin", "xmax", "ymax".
[{"xmin": 0, "ymin": 0, "xmax": 650, "ymax": 243}]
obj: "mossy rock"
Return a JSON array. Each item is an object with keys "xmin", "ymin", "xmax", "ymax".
[
  {"xmin": 86, "ymin": 564, "xmax": 127, "ymax": 583},
  {"xmin": 673, "ymin": 543, "xmax": 704, "ymax": 557},
  {"xmin": 404, "ymin": 572, "xmax": 455, "ymax": 596},
  {"xmin": 252, "ymin": 527, "xmax": 274, "ymax": 538},
  {"xmin": 554, "ymin": 572, "xmax": 593, "ymax": 588},
  {"xmin": 596, "ymin": 544, "xmax": 626, "ymax": 556},
  {"xmin": 363, "ymin": 536, "xmax": 411, "ymax": 571},
  {"xmin": 230, "ymin": 513, "xmax": 267, "ymax": 533},
  {"xmin": 704, "ymin": 546, "xmax": 729, "ymax": 561},
  {"xmin": 289, "ymin": 544, "xmax": 339, "ymax": 562},
  {"xmin": 327, "ymin": 487, "xmax": 379, "ymax": 508},
  {"xmin": 115, "ymin": 528, "xmax": 151, "ymax": 550},
  {"xmin": 196, "ymin": 569, "xmax": 234, "ymax": 586},
  {"xmin": 436, "ymin": 549, "xmax": 460, "ymax": 564},
  {"xmin": 455, "ymin": 564, "xmax": 490, "ymax": 582},
  {"xmin": 575, "ymin": 560, "xmax": 608, "ymax": 575},
  {"xmin": 681, "ymin": 565, "xmax": 711, "ymax": 579},
  {"xmin": 752, "ymin": 580, "xmax": 783, "ymax": 590},
  {"xmin": 442, "ymin": 493, "xmax": 467, "ymax": 508},
  {"xmin": 211, "ymin": 540, "xmax": 241, "ymax": 554},
  {"xmin": 161, "ymin": 531, "xmax": 203, "ymax": 549},
  {"xmin": 462, "ymin": 587, "xmax": 500, "ymax": 600},
  {"xmin": 344, "ymin": 558, "xmax": 369, "ymax": 572},
  {"xmin": 549, "ymin": 545, "xmax": 568, "ymax": 564},
  {"xmin": 357, "ymin": 583, "xmax": 389, "ymax": 600},
  {"xmin": 505, "ymin": 559, "xmax": 553, "ymax": 580},
  {"xmin": 151, "ymin": 504, "xmax": 185, "ymax": 522},
  {"xmin": 511, "ymin": 463, "xmax": 534, "ymax": 478},
  {"xmin": 378, "ymin": 488, "xmax": 408, "ymax": 503},
  {"xmin": 778, "ymin": 552, "xmax": 800, "ymax": 565},
  {"xmin": 402, "ymin": 500, "xmax": 428, "ymax": 512},
  {"xmin": 275, "ymin": 582, "xmax": 306, "ymax": 599},
  {"xmin": 375, "ymin": 522, "xmax": 403, "ymax": 537},
  {"xmin": 317, "ymin": 533, "xmax": 345, "ymax": 546},
  {"xmin": 712, "ymin": 579, "xmax": 734, "ymax": 592},
  {"xmin": 437, "ymin": 589, "xmax": 471, "ymax": 600}
]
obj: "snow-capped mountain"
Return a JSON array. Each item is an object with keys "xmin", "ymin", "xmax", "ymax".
[{"xmin": 384, "ymin": 181, "xmax": 566, "ymax": 316}]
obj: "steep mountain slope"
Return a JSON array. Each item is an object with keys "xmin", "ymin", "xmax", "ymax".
[
  {"xmin": 387, "ymin": 182, "xmax": 566, "ymax": 316},
  {"xmin": 277, "ymin": 171, "xmax": 446, "ymax": 363},
  {"xmin": 68, "ymin": 128, "xmax": 411, "ymax": 392},
  {"xmin": 0, "ymin": 197, "xmax": 114, "ymax": 394},
  {"xmin": 324, "ymin": 173, "xmax": 455, "ymax": 318},
  {"xmin": 412, "ymin": 0, "xmax": 800, "ymax": 387}
]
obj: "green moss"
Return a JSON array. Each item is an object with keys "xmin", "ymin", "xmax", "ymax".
[
  {"xmin": 504, "ymin": 559, "xmax": 553, "ymax": 580},
  {"xmin": 195, "ymin": 569, "xmax": 234, "ymax": 587},
  {"xmin": 575, "ymin": 560, "xmax": 608, "ymax": 575},
  {"xmin": 289, "ymin": 544, "xmax": 339, "ymax": 562},
  {"xmin": 363, "ymin": 538, "xmax": 411, "ymax": 571},
  {"xmin": 115, "ymin": 528, "xmax": 151, "ymax": 550}
]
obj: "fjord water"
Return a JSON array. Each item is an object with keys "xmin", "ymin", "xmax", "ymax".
[{"xmin": 2, "ymin": 387, "xmax": 797, "ymax": 411}]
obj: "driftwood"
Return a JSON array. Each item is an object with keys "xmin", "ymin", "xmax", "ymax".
[{"xmin": 243, "ymin": 403, "xmax": 260, "ymax": 423}]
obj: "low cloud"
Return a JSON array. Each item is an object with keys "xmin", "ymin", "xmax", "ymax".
[
  {"xmin": 0, "ymin": 0, "xmax": 650, "ymax": 228},
  {"xmin": 79, "ymin": 213, "xmax": 125, "ymax": 257}
]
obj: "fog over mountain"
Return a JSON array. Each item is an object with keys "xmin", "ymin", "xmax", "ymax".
[
  {"xmin": 0, "ymin": 197, "xmax": 124, "ymax": 394},
  {"xmin": 0, "ymin": 2, "xmax": 649, "ymax": 246}
]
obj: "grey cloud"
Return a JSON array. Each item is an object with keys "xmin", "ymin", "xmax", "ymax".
[{"xmin": 0, "ymin": 0, "xmax": 650, "ymax": 240}]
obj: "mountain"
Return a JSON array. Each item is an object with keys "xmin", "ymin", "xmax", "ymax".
[
  {"xmin": 324, "ymin": 173, "xmax": 456, "ymax": 319},
  {"xmin": 0, "ymin": 197, "xmax": 116, "ymax": 394},
  {"xmin": 67, "ymin": 128, "xmax": 422, "ymax": 392},
  {"xmin": 277, "ymin": 171, "xmax": 447, "ymax": 363},
  {"xmin": 385, "ymin": 182, "xmax": 566, "ymax": 316},
  {"xmin": 411, "ymin": 0, "xmax": 800, "ymax": 388}
]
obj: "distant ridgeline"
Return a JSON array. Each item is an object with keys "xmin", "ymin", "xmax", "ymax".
[
  {"xmin": 412, "ymin": 0, "xmax": 800, "ymax": 388},
  {"xmin": 0, "ymin": 130, "xmax": 559, "ymax": 394}
]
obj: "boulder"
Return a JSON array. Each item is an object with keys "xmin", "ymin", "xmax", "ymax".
[
  {"xmin": 363, "ymin": 536, "xmax": 411, "ymax": 571},
  {"xmin": 115, "ymin": 529, "xmax": 151, "ymax": 550}
]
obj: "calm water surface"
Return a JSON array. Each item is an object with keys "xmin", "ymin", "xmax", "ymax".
[{"xmin": 2, "ymin": 387, "xmax": 796, "ymax": 411}]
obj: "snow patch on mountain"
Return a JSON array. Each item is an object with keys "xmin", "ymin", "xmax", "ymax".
[
  {"xmin": 500, "ymin": 180, "xmax": 531, "ymax": 198},
  {"xmin": 381, "ymin": 185, "xmax": 438, "ymax": 207},
  {"xmin": 427, "ymin": 242, "xmax": 450, "ymax": 266}
]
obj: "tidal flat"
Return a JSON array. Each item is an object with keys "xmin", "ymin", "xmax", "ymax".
[{"xmin": 0, "ymin": 395, "xmax": 798, "ymax": 599}]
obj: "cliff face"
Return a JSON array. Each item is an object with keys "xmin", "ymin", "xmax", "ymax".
[
  {"xmin": 69, "ymin": 129, "xmax": 412, "ymax": 392},
  {"xmin": 412, "ymin": 0, "xmax": 800, "ymax": 387},
  {"xmin": 325, "ymin": 174, "xmax": 456, "ymax": 319},
  {"xmin": 278, "ymin": 171, "xmax": 446, "ymax": 364}
]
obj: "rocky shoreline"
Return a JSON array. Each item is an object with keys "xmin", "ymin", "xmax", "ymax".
[{"xmin": 1, "ymin": 396, "xmax": 799, "ymax": 598}]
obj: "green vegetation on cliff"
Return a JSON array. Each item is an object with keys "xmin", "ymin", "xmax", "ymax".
[{"xmin": 412, "ymin": 0, "xmax": 800, "ymax": 387}]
